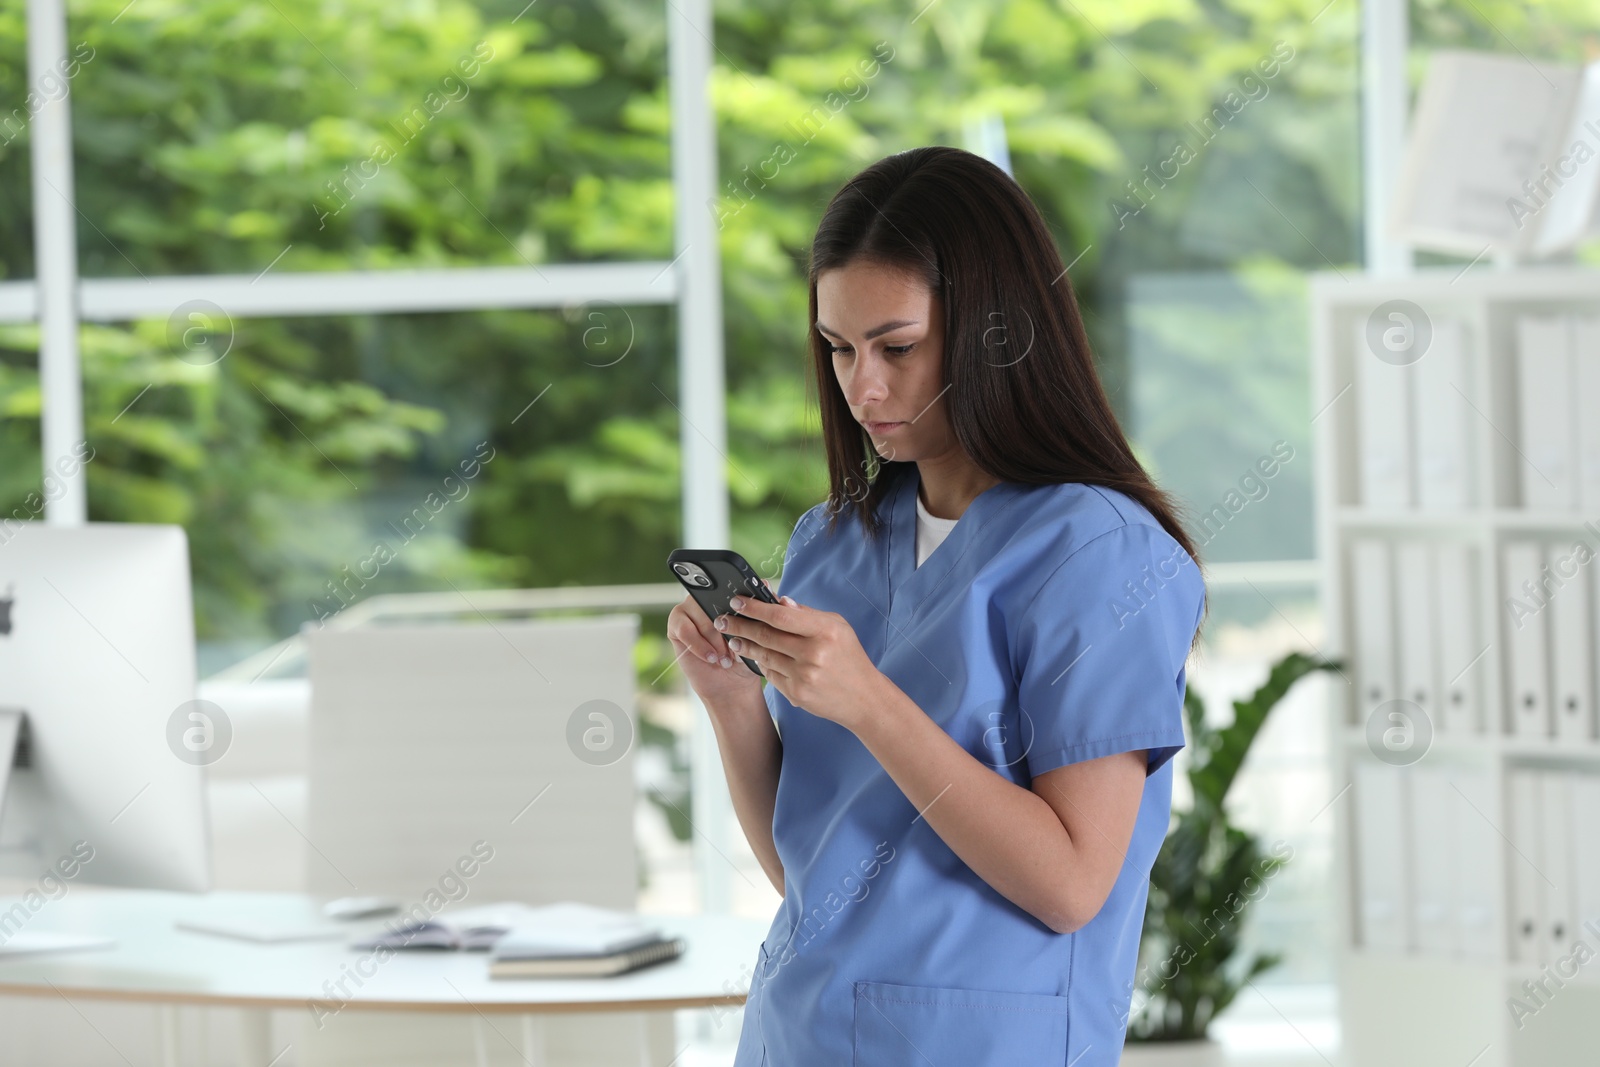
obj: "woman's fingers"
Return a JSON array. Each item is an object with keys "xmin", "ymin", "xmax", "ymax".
[
  {"xmin": 725, "ymin": 591, "xmax": 817, "ymax": 638},
  {"xmin": 681, "ymin": 596, "xmax": 730, "ymax": 660},
  {"xmin": 680, "ymin": 593, "xmax": 712, "ymax": 625},
  {"xmin": 671, "ymin": 597, "xmax": 733, "ymax": 666},
  {"xmin": 718, "ymin": 611, "xmax": 801, "ymax": 661},
  {"xmin": 667, "ymin": 600, "xmax": 706, "ymax": 657}
]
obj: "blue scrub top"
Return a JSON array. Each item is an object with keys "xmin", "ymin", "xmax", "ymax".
[{"xmin": 732, "ymin": 464, "xmax": 1204, "ymax": 1067}]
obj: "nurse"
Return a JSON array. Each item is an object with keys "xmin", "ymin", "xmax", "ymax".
[{"xmin": 668, "ymin": 145, "xmax": 1205, "ymax": 1066}]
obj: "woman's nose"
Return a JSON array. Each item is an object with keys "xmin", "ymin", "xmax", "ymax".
[{"xmin": 845, "ymin": 359, "xmax": 888, "ymax": 405}]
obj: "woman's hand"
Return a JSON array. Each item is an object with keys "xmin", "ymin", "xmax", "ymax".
[
  {"xmin": 715, "ymin": 594, "xmax": 886, "ymax": 731},
  {"xmin": 666, "ymin": 593, "xmax": 766, "ymax": 709}
]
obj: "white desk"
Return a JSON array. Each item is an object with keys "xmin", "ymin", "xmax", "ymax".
[{"xmin": 0, "ymin": 889, "xmax": 765, "ymax": 1067}]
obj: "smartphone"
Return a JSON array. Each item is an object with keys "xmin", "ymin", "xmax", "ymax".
[{"xmin": 667, "ymin": 549, "xmax": 780, "ymax": 676}]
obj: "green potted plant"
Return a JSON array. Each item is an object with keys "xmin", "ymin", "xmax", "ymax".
[{"xmin": 1121, "ymin": 651, "xmax": 1340, "ymax": 1065}]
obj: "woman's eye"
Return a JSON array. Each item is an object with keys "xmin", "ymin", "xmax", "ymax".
[{"xmin": 827, "ymin": 343, "xmax": 914, "ymax": 355}]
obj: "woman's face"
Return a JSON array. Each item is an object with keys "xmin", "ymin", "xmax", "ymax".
[{"xmin": 816, "ymin": 259, "xmax": 954, "ymax": 463}]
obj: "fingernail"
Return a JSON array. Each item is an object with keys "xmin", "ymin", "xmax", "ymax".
[
  {"xmin": 720, "ymin": 657, "xmax": 732, "ymax": 668},
  {"xmin": 729, "ymin": 596, "xmax": 745, "ymax": 610},
  {"xmin": 728, "ymin": 638, "xmax": 741, "ymax": 651},
  {"xmin": 714, "ymin": 616, "xmax": 727, "ymax": 630},
  {"xmin": 706, "ymin": 652, "xmax": 718, "ymax": 663}
]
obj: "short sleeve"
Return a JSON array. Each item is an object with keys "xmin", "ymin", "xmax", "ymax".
[{"xmin": 1010, "ymin": 523, "xmax": 1202, "ymax": 778}]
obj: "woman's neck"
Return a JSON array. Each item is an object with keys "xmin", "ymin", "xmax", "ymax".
[{"xmin": 915, "ymin": 457, "xmax": 1002, "ymax": 521}]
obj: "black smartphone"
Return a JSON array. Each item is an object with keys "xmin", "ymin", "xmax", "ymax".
[{"xmin": 667, "ymin": 549, "xmax": 780, "ymax": 676}]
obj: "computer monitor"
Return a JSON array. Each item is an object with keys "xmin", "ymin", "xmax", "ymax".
[{"xmin": 0, "ymin": 522, "xmax": 210, "ymax": 891}]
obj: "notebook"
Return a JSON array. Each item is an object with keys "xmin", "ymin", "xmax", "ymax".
[{"xmin": 489, "ymin": 935, "xmax": 686, "ymax": 979}]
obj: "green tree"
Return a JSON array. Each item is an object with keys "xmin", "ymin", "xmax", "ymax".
[{"xmin": 0, "ymin": 0, "xmax": 1407, "ymax": 649}]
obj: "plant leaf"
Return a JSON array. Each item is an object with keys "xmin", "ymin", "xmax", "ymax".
[{"xmin": 1190, "ymin": 652, "xmax": 1341, "ymax": 811}]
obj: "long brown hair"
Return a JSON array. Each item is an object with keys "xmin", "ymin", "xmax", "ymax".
[{"xmin": 805, "ymin": 145, "xmax": 1200, "ymax": 569}]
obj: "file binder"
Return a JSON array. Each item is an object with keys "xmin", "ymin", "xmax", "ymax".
[
  {"xmin": 1413, "ymin": 318, "xmax": 1474, "ymax": 509},
  {"xmin": 1355, "ymin": 320, "xmax": 1415, "ymax": 508},
  {"xmin": 1353, "ymin": 760, "xmax": 1411, "ymax": 952},
  {"xmin": 1540, "ymin": 770, "xmax": 1577, "ymax": 966},
  {"xmin": 1452, "ymin": 767, "xmax": 1498, "ymax": 959},
  {"xmin": 1352, "ymin": 539, "xmax": 1398, "ymax": 726},
  {"xmin": 1575, "ymin": 315, "xmax": 1600, "ymax": 511},
  {"xmin": 1434, "ymin": 542, "xmax": 1482, "ymax": 735},
  {"xmin": 1408, "ymin": 764, "xmax": 1455, "ymax": 955},
  {"xmin": 1515, "ymin": 315, "xmax": 1576, "ymax": 510},
  {"xmin": 1395, "ymin": 542, "xmax": 1439, "ymax": 726},
  {"xmin": 1573, "ymin": 773, "xmax": 1600, "ymax": 940},
  {"xmin": 1547, "ymin": 543, "xmax": 1596, "ymax": 743},
  {"xmin": 1407, "ymin": 764, "xmax": 1499, "ymax": 960},
  {"xmin": 1502, "ymin": 542, "xmax": 1552, "ymax": 738},
  {"xmin": 1508, "ymin": 768, "xmax": 1545, "ymax": 965}
]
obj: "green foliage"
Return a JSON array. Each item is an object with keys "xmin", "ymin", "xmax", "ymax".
[
  {"xmin": 1129, "ymin": 651, "xmax": 1340, "ymax": 1043},
  {"xmin": 0, "ymin": 0, "xmax": 1398, "ymax": 651}
]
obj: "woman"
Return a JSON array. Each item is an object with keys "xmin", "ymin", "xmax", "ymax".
[{"xmin": 667, "ymin": 146, "xmax": 1205, "ymax": 1066}]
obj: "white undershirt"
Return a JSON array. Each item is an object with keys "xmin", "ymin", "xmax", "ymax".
[{"xmin": 914, "ymin": 491, "xmax": 961, "ymax": 568}]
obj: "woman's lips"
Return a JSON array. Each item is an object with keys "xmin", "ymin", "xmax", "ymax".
[{"xmin": 863, "ymin": 421, "xmax": 904, "ymax": 434}]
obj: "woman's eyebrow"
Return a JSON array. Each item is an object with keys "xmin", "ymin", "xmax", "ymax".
[{"xmin": 815, "ymin": 319, "xmax": 919, "ymax": 340}]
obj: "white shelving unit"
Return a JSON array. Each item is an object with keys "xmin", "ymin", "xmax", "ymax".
[{"xmin": 1312, "ymin": 266, "xmax": 1600, "ymax": 1067}]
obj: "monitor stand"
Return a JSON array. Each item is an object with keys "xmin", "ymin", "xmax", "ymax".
[{"xmin": 0, "ymin": 710, "xmax": 28, "ymax": 825}]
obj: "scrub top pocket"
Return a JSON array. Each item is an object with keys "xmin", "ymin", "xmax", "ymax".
[
  {"xmin": 732, "ymin": 942, "xmax": 770, "ymax": 1067},
  {"xmin": 851, "ymin": 979, "xmax": 1069, "ymax": 1066}
]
